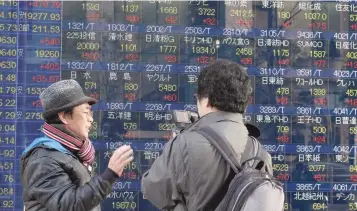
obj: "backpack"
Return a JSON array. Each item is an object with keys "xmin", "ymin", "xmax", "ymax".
[{"xmin": 197, "ymin": 126, "xmax": 285, "ymax": 211}]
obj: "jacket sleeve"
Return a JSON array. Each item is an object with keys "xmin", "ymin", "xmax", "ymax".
[
  {"xmin": 141, "ymin": 134, "xmax": 189, "ymax": 210},
  {"xmin": 24, "ymin": 156, "xmax": 117, "ymax": 211}
]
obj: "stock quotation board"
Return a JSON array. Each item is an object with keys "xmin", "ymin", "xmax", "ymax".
[{"xmin": 2, "ymin": 0, "xmax": 357, "ymax": 210}]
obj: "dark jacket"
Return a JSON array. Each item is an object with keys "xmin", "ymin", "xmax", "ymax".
[
  {"xmin": 20, "ymin": 136, "xmax": 118, "ymax": 211},
  {"xmin": 141, "ymin": 111, "xmax": 256, "ymax": 211}
]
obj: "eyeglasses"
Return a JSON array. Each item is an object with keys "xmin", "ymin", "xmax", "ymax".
[{"xmin": 84, "ymin": 111, "xmax": 93, "ymax": 117}]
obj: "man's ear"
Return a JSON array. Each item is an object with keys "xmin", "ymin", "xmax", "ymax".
[{"xmin": 58, "ymin": 112, "xmax": 68, "ymax": 124}]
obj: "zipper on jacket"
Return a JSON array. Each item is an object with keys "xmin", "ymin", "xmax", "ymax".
[{"xmin": 88, "ymin": 165, "xmax": 93, "ymax": 176}]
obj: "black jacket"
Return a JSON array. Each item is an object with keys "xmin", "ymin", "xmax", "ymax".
[{"xmin": 20, "ymin": 137, "xmax": 118, "ymax": 211}]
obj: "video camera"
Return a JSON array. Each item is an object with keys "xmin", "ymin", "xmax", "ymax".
[
  {"xmin": 171, "ymin": 110, "xmax": 199, "ymax": 136},
  {"xmin": 171, "ymin": 110, "xmax": 261, "ymax": 138}
]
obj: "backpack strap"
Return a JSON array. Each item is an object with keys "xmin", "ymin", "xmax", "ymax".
[
  {"xmin": 197, "ymin": 126, "xmax": 269, "ymax": 211},
  {"xmin": 197, "ymin": 126, "xmax": 267, "ymax": 173},
  {"xmin": 197, "ymin": 127, "xmax": 238, "ymax": 211},
  {"xmin": 241, "ymin": 137, "xmax": 269, "ymax": 171},
  {"xmin": 197, "ymin": 127, "xmax": 241, "ymax": 173}
]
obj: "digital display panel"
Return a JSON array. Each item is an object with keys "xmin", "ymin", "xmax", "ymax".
[{"xmin": 1, "ymin": 0, "xmax": 357, "ymax": 210}]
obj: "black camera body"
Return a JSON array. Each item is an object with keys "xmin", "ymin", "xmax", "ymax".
[{"xmin": 171, "ymin": 110, "xmax": 261, "ymax": 138}]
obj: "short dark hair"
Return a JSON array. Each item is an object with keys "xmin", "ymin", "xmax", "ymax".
[
  {"xmin": 197, "ymin": 60, "xmax": 251, "ymax": 113},
  {"xmin": 44, "ymin": 107, "xmax": 74, "ymax": 124}
]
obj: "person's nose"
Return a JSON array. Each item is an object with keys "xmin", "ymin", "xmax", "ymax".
[{"xmin": 88, "ymin": 114, "xmax": 94, "ymax": 123}]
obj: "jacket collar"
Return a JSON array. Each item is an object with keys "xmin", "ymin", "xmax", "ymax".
[
  {"xmin": 22, "ymin": 136, "xmax": 73, "ymax": 157},
  {"xmin": 196, "ymin": 111, "xmax": 244, "ymax": 127}
]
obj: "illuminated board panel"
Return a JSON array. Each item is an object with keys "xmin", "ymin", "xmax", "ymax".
[{"xmin": 1, "ymin": 0, "xmax": 357, "ymax": 210}]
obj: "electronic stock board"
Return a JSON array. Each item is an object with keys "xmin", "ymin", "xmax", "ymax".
[{"xmin": 2, "ymin": 0, "xmax": 357, "ymax": 210}]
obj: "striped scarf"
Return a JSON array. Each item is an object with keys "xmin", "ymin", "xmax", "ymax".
[{"xmin": 42, "ymin": 123, "xmax": 95, "ymax": 167}]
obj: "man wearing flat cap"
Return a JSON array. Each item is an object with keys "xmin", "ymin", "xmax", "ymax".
[{"xmin": 20, "ymin": 79, "xmax": 134, "ymax": 211}]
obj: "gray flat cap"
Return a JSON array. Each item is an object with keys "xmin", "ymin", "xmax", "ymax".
[{"xmin": 40, "ymin": 79, "xmax": 97, "ymax": 120}]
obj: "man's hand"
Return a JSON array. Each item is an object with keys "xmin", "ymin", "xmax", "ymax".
[{"xmin": 108, "ymin": 145, "xmax": 134, "ymax": 176}]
